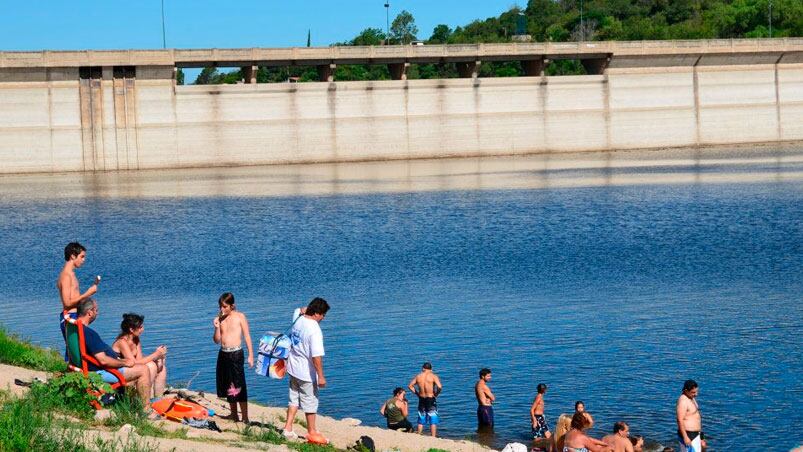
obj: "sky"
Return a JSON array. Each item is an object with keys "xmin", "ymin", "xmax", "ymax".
[{"xmin": 0, "ymin": 1, "xmax": 520, "ymax": 51}]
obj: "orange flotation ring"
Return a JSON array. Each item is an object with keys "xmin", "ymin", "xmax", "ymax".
[{"xmin": 151, "ymin": 397, "xmax": 210, "ymax": 422}]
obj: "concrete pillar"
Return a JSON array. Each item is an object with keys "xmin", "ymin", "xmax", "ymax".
[
  {"xmin": 389, "ymin": 62, "xmax": 410, "ymax": 80},
  {"xmin": 522, "ymin": 58, "xmax": 546, "ymax": 76},
  {"xmin": 317, "ymin": 63, "xmax": 336, "ymax": 82},
  {"xmin": 581, "ymin": 57, "xmax": 611, "ymax": 75},
  {"xmin": 242, "ymin": 64, "xmax": 257, "ymax": 84},
  {"xmin": 457, "ymin": 60, "xmax": 481, "ymax": 79}
]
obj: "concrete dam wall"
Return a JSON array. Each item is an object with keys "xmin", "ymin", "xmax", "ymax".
[{"xmin": 1, "ymin": 43, "xmax": 802, "ymax": 173}]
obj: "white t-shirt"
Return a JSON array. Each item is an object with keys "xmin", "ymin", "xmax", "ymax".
[{"xmin": 286, "ymin": 308, "xmax": 325, "ymax": 383}]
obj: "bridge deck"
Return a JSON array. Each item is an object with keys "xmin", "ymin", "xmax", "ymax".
[{"xmin": 2, "ymin": 38, "xmax": 803, "ymax": 68}]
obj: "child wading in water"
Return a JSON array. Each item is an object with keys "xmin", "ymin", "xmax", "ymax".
[{"xmin": 213, "ymin": 292, "xmax": 254, "ymax": 423}]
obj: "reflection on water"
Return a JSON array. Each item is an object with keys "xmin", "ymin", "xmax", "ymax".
[
  {"xmin": 0, "ymin": 147, "xmax": 801, "ymax": 451},
  {"xmin": 0, "ymin": 146, "xmax": 801, "ymax": 201}
]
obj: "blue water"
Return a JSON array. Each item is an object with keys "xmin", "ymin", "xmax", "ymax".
[{"xmin": 0, "ymin": 154, "xmax": 801, "ymax": 451}]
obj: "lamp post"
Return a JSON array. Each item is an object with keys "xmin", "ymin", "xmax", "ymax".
[
  {"xmin": 161, "ymin": 0, "xmax": 167, "ymax": 49},
  {"xmin": 580, "ymin": 0, "xmax": 584, "ymax": 42},
  {"xmin": 768, "ymin": 0, "xmax": 773, "ymax": 38},
  {"xmin": 384, "ymin": 2, "xmax": 390, "ymax": 44}
]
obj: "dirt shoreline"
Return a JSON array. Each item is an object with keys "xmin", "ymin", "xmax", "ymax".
[{"xmin": 0, "ymin": 362, "xmax": 493, "ymax": 452}]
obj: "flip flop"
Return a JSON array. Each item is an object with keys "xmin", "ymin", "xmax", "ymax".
[{"xmin": 306, "ymin": 432, "xmax": 330, "ymax": 445}]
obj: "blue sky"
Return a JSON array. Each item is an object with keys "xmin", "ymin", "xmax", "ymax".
[{"xmin": 1, "ymin": 1, "xmax": 519, "ymax": 51}]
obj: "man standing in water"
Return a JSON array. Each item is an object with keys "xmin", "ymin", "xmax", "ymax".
[
  {"xmin": 676, "ymin": 379, "xmax": 705, "ymax": 452},
  {"xmin": 475, "ymin": 368, "xmax": 495, "ymax": 431},
  {"xmin": 408, "ymin": 362, "xmax": 442, "ymax": 437},
  {"xmin": 602, "ymin": 421, "xmax": 634, "ymax": 452},
  {"xmin": 57, "ymin": 242, "xmax": 99, "ymax": 339}
]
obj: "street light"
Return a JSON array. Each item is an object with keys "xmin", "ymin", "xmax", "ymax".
[
  {"xmin": 768, "ymin": 0, "xmax": 773, "ymax": 38},
  {"xmin": 580, "ymin": 0, "xmax": 584, "ymax": 41},
  {"xmin": 161, "ymin": 0, "xmax": 167, "ymax": 49},
  {"xmin": 384, "ymin": 2, "xmax": 390, "ymax": 44}
]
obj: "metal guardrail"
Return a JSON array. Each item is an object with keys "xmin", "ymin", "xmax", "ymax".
[{"xmin": 1, "ymin": 39, "xmax": 802, "ymax": 68}]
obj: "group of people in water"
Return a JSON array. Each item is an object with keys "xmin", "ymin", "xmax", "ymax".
[
  {"xmin": 57, "ymin": 241, "xmax": 704, "ymax": 451},
  {"xmin": 381, "ymin": 363, "xmax": 704, "ymax": 452}
]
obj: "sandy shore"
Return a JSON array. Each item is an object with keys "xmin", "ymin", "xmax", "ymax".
[{"xmin": 0, "ymin": 363, "xmax": 492, "ymax": 452}]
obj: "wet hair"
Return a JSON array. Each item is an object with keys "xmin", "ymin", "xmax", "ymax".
[
  {"xmin": 64, "ymin": 242, "xmax": 86, "ymax": 261},
  {"xmin": 570, "ymin": 411, "xmax": 593, "ymax": 430},
  {"xmin": 683, "ymin": 379, "xmax": 698, "ymax": 393},
  {"xmin": 393, "ymin": 387, "xmax": 405, "ymax": 397},
  {"xmin": 422, "ymin": 362, "xmax": 432, "ymax": 370},
  {"xmin": 575, "ymin": 400, "xmax": 585, "ymax": 411},
  {"xmin": 306, "ymin": 297, "xmax": 330, "ymax": 316},
  {"xmin": 479, "ymin": 368, "xmax": 491, "ymax": 378},
  {"xmin": 537, "ymin": 383, "xmax": 547, "ymax": 394},
  {"xmin": 120, "ymin": 313, "xmax": 144, "ymax": 334},
  {"xmin": 77, "ymin": 298, "xmax": 96, "ymax": 316},
  {"xmin": 218, "ymin": 292, "xmax": 235, "ymax": 307},
  {"xmin": 613, "ymin": 421, "xmax": 628, "ymax": 433}
]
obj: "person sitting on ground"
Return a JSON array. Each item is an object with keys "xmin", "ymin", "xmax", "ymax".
[
  {"xmin": 554, "ymin": 413, "xmax": 573, "ymax": 451},
  {"xmin": 112, "ymin": 313, "xmax": 168, "ymax": 399},
  {"xmin": 602, "ymin": 421, "xmax": 634, "ymax": 452},
  {"xmin": 630, "ymin": 435, "xmax": 644, "ymax": 452},
  {"xmin": 563, "ymin": 411, "xmax": 614, "ymax": 452},
  {"xmin": 74, "ymin": 298, "xmax": 152, "ymax": 404},
  {"xmin": 380, "ymin": 387, "xmax": 413, "ymax": 432}
]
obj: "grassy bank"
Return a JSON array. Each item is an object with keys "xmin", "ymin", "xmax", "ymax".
[
  {"xmin": 0, "ymin": 327, "xmax": 347, "ymax": 452},
  {"xmin": 0, "ymin": 326, "xmax": 66, "ymax": 372}
]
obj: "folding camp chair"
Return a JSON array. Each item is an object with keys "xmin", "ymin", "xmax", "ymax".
[{"xmin": 63, "ymin": 311, "xmax": 126, "ymax": 409}]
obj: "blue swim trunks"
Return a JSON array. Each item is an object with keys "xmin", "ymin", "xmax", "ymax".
[
  {"xmin": 417, "ymin": 396, "xmax": 440, "ymax": 426},
  {"xmin": 96, "ymin": 368, "xmax": 128, "ymax": 384}
]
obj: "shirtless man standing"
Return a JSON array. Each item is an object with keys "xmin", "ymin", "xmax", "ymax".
[
  {"xmin": 475, "ymin": 368, "xmax": 495, "ymax": 431},
  {"xmin": 676, "ymin": 379, "xmax": 705, "ymax": 452},
  {"xmin": 602, "ymin": 421, "xmax": 635, "ymax": 452},
  {"xmin": 531, "ymin": 383, "xmax": 552, "ymax": 442},
  {"xmin": 213, "ymin": 293, "xmax": 254, "ymax": 423},
  {"xmin": 408, "ymin": 362, "xmax": 443, "ymax": 437},
  {"xmin": 57, "ymin": 242, "xmax": 99, "ymax": 339}
]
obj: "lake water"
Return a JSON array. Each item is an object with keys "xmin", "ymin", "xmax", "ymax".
[{"xmin": 0, "ymin": 147, "xmax": 801, "ymax": 451}]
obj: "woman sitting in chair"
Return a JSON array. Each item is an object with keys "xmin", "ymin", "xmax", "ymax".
[{"xmin": 112, "ymin": 313, "xmax": 168, "ymax": 399}]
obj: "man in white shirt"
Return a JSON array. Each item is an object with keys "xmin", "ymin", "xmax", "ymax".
[{"xmin": 282, "ymin": 297, "xmax": 330, "ymax": 444}]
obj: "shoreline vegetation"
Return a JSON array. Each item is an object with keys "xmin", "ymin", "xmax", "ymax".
[
  {"xmin": 184, "ymin": 0, "xmax": 803, "ymax": 84},
  {"xmin": 0, "ymin": 326, "xmax": 489, "ymax": 452}
]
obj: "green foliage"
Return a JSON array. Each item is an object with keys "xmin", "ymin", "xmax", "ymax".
[
  {"xmin": 288, "ymin": 442, "xmax": 340, "ymax": 452},
  {"xmin": 0, "ymin": 391, "xmax": 154, "ymax": 452},
  {"xmin": 103, "ymin": 390, "xmax": 147, "ymax": 428},
  {"xmin": 0, "ymin": 326, "xmax": 67, "ymax": 373},
  {"xmin": 176, "ymin": 68, "xmax": 185, "ymax": 85},
  {"xmin": 241, "ymin": 423, "xmax": 285, "ymax": 444},
  {"xmin": 390, "ymin": 10, "xmax": 418, "ymax": 44},
  {"xmin": 28, "ymin": 372, "xmax": 112, "ymax": 419},
  {"xmin": 428, "ymin": 24, "xmax": 453, "ymax": 44},
  {"xmin": 424, "ymin": 449, "xmax": 450, "ymax": 452}
]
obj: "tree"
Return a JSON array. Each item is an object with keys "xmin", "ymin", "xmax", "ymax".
[
  {"xmin": 194, "ymin": 67, "xmax": 219, "ymax": 85},
  {"xmin": 390, "ymin": 10, "xmax": 418, "ymax": 44},
  {"xmin": 351, "ymin": 28, "xmax": 386, "ymax": 46},
  {"xmin": 176, "ymin": 68, "xmax": 185, "ymax": 85},
  {"xmin": 428, "ymin": 24, "xmax": 452, "ymax": 43}
]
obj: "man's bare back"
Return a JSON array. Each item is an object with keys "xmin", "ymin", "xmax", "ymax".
[{"xmin": 409, "ymin": 370, "xmax": 441, "ymax": 397}]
